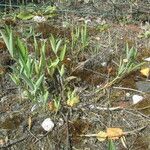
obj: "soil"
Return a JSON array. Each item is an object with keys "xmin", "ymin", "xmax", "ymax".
[{"xmin": 0, "ymin": 1, "xmax": 150, "ymax": 150}]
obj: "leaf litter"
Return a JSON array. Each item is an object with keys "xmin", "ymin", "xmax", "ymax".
[{"xmin": 0, "ymin": 1, "xmax": 150, "ymax": 149}]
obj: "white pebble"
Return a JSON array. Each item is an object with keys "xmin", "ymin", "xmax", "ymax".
[
  {"xmin": 33, "ymin": 16, "xmax": 46, "ymax": 23},
  {"xmin": 101, "ymin": 62, "xmax": 107, "ymax": 67},
  {"xmin": 132, "ymin": 95, "xmax": 143, "ymax": 104},
  {"xmin": 144, "ymin": 57, "xmax": 150, "ymax": 62},
  {"xmin": 41, "ymin": 118, "xmax": 54, "ymax": 131},
  {"xmin": 126, "ymin": 93, "xmax": 130, "ymax": 97}
]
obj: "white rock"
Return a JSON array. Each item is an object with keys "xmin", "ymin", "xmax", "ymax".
[
  {"xmin": 41, "ymin": 118, "xmax": 54, "ymax": 131},
  {"xmin": 132, "ymin": 95, "xmax": 143, "ymax": 104},
  {"xmin": 101, "ymin": 62, "xmax": 107, "ymax": 67},
  {"xmin": 57, "ymin": 118, "xmax": 64, "ymax": 127},
  {"xmin": 126, "ymin": 92, "xmax": 130, "ymax": 97},
  {"xmin": 33, "ymin": 16, "xmax": 46, "ymax": 23},
  {"xmin": 144, "ymin": 57, "xmax": 150, "ymax": 62}
]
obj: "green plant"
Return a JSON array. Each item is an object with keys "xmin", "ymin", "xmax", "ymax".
[
  {"xmin": 108, "ymin": 139, "xmax": 116, "ymax": 150},
  {"xmin": 0, "ymin": 26, "xmax": 14, "ymax": 58},
  {"xmin": 67, "ymin": 88, "xmax": 79, "ymax": 107},
  {"xmin": 96, "ymin": 23, "xmax": 110, "ymax": 32},
  {"xmin": 71, "ymin": 26, "xmax": 80, "ymax": 50},
  {"xmin": 0, "ymin": 27, "xmax": 49, "ymax": 104},
  {"xmin": 138, "ymin": 22, "xmax": 150, "ymax": 39},
  {"xmin": 71, "ymin": 23, "xmax": 89, "ymax": 51},
  {"xmin": 117, "ymin": 44, "xmax": 144, "ymax": 76},
  {"xmin": 80, "ymin": 23, "xmax": 89, "ymax": 49},
  {"xmin": 53, "ymin": 96, "xmax": 61, "ymax": 113},
  {"xmin": 47, "ymin": 35, "xmax": 67, "ymax": 77},
  {"xmin": 103, "ymin": 44, "xmax": 145, "ymax": 88}
]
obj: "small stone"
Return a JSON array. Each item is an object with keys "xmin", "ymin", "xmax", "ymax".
[
  {"xmin": 126, "ymin": 93, "xmax": 130, "ymax": 97},
  {"xmin": 41, "ymin": 118, "xmax": 54, "ymax": 132},
  {"xmin": 33, "ymin": 16, "xmax": 46, "ymax": 23},
  {"xmin": 144, "ymin": 57, "xmax": 150, "ymax": 62},
  {"xmin": 132, "ymin": 95, "xmax": 143, "ymax": 104}
]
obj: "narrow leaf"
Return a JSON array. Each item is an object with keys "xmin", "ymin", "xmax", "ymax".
[{"xmin": 108, "ymin": 139, "xmax": 116, "ymax": 150}]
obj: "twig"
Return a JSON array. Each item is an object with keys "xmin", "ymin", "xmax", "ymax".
[
  {"xmin": 0, "ymin": 136, "xmax": 27, "ymax": 148},
  {"xmin": 33, "ymin": 130, "xmax": 51, "ymax": 144},
  {"xmin": 85, "ymin": 104, "xmax": 122, "ymax": 111},
  {"xmin": 124, "ymin": 125, "xmax": 147, "ymax": 135},
  {"xmin": 80, "ymin": 125, "xmax": 147, "ymax": 138},
  {"xmin": 61, "ymin": 112, "xmax": 72, "ymax": 150},
  {"xmin": 113, "ymin": 86, "xmax": 145, "ymax": 94},
  {"xmin": 27, "ymin": 129, "xmax": 39, "ymax": 141}
]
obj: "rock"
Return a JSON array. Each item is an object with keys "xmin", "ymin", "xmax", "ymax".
[
  {"xmin": 132, "ymin": 94, "xmax": 144, "ymax": 104},
  {"xmin": 41, "ymin": 118, "xmax": 54, "ymax": 132}
]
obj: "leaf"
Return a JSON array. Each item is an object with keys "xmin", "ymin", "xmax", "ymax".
[
  {"xmin": 65, "ymin": 76, "xmax": 77, "ymax": 82},
  {"xmin": 60, "ymin": 44, "xmax": 66, "ymax": 61},
  {"xmin": 17, "ymin": 11, "xmax": 34, "ymax": 20},
  {"xmin": 0, "ymin": 28, "xmax": 14, "ymax": 58},
  {"xmin": 44, "ymin": 6, "xmax": 57, "ymax": 15},
  {"xmin": 140, "ymin": 67, "xmax": 150, "ymax": 77},
  {"xmin": 48, "ymin": 101, "xmax": 55, "ymax": 111},
  {"xmin": 9, "ymin": 74, "xmax": 20, "ymax": 85},
  {"xmin": 108, "ymin": 139, "xmax": 116, "ymax": 150},
  {"xmin": 20, "ymin": 72, "xmax": 34, "ymax": 90},
  {"xmin": 49, "ymin": 57, "xmax": 59, "ymax": 68},
  {"xmin": 67, "ymin": 95, "xmax": 80, "ymax": 107},
  {"xmin": 9, "ymin": 30, "xmax": 14, "ymax": 57},
  {"xmin": 55, "ymin": 39, "xmax": 62, "ymax": 54},
  {"xmin": 48, "ymin": 100, "xmax": 60, "ymax": 112},
  {"xmin": 59, "ymin": 64, "xmax": 65, "ymax": 77},
  {"xmin": 120, "ymin": 136, "xmax": 127, "ymax": 149},
  {"xmin": 107, "ymin": 128, "xmax": 123, "ymax": 140},
  {"xmin": 97, "ymin": 131, "xmax": 107, "ymax": 141},
  {"xmin": 17, "ymin": 38, "xmax": 28, "ymax": 62},
  {"xmin": 34, "ymin": 74, "xmax": 44, "ymax": 92}
]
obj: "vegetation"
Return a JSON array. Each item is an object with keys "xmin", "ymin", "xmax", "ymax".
[{"xmin": 0, "ymin": 1, "xmax": 149, "ymax": 149}]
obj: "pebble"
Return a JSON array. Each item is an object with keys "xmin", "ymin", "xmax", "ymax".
[
  {"xmin": 41, "ymin": 118, "xmax": 54, "ymax": 132},
  {"xmin": 132, "ymin": 94, "xmax": 143, "ymax": 104}
]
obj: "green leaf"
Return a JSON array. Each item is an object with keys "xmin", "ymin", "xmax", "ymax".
[
  {"xmin": 0, "ymin": 28, "xmax": 14, "ymax": 58},
  {"xmin": 59, "ymin": 64, "xmax": 65, "ymax": 77},
  {"xmin": 0, "ymin": 30, "xmax": 9, "ymax": 50},
  {"xmin": 108, "ymin": 139, "xmax": 116, "ymax": 150},
  {"xmin": 17, "ymin": 11, "xmax": 34, "ymax": 20},
  {"xmin": 43, "ymin": 90, "xmax": 49, "ymax": 103},
  {"xmin": 9, "ymin": 30, "xmax": 14, "ymax": 57},
  {"xmin": 9, "ymin": 74, "xmax": 20, "ymax": 85},
  {"xmin": 34, "ymin": 74, "xmax": 44, "ymax": 92},
  {"xmin": 60, "ymin": 44, "xmax": 66, "ymax": 61},
  {"xmin": 55, "ymin": 39, "xmax": 62, "ymax": 54},
  {"xmin": 17, "ymin": 38, "xmax": 28, "ymax": 62},
  {"xmin": 20, "ymin": 72, "xmax": 34, "ymax": 90},
  {"xmin": 44, "ymin": 6, "xmax": 57, "ymax": 15},
  {"xmin": 50, "ymin": 57, "xmax": 59, "ymax": 68},
  {"xmin": 50, "ymin": 35, "xmax": 56, "ymax": 53},
  {"xmin": 26, "ymin": 58, "xmax": 34, "ymax": 77},
  {"xmin": 19, "ymin": 57, "xmax": 30, "ymax": 77}
]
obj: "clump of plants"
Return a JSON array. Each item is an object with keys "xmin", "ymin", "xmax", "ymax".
[
  {"xmin": 0, "ymin": 26, "xmax": 67, "ymax": 106},
  {"xmin": 71, "ymin": 23, "xmax": 89, "ymax": 52},
  {"xmin": 103, "ymin": 44, "xmax": 145, "ymax": 88}
]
